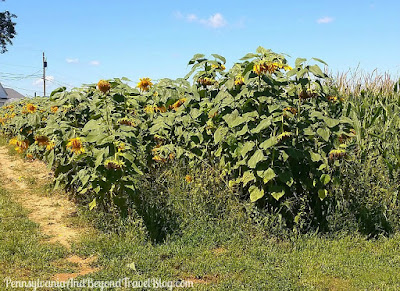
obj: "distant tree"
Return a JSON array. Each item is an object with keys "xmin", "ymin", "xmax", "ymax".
[{"xmin": 0, "ymin": 0, "xmax": 16, "ymax": 53}]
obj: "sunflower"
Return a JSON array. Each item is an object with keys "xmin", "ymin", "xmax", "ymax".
[
  {"xmin": 46, "ymin": 141, "xmax": 56, "ymax": 151},
  {"xmin": 169, "ymin": 98, "xmax": 187, "ymax": 111},
  {"xmin": 66, "ymin": 137, "xmax": 85, "ymax": 155},
  {"xmin": 283, "ymin": 107, "xmax": 297, "ymax": 117},
  {"xmin": 26, "ymin": 153, "xmax": 34, "ymax": 160},
  {"xmin": 185, "ymin": 175, "xmax": 193, "ymax": 183},
  {"xmin": 9, "ymin": 138, "xmax": 18, "ymax": 146},
  {"xmin": 34, "ymin": 135, "xmax": 49, "ymax": 146},
  {"xmin": 118, "ymin": 118, "xmax": 135, "ymax": 127},
  {"xmin": 137, "ymin": 77, "xmax": 153, "ymax": 92},
  {"xmin": 328, "ymin": 96, "xmax": 338, "ymax": 103},
  {"xmin": 15, "ymin": 140, "xmax": 29, "ymax": 153},
  {"xmin": 329, "ymin": 149, "xmax": 346, "ymax": 160},
  {"xmin": 144, "ymin": 105, "xmax": 156, "ymax": 114},
  {"xmin": 197, "ymin": 77, "xmax": 216, "ymax": 86},
  {"xmin": 277, "ymin": 131, "xmax": 293, "ymax": 143},
  {"xmin": 234, "ymin": 75, "xmax": 245, "ymax": 86},
  {"xmin": 152, "ymin": 155, "xmax": 166, "ymax": 163},
  {"xmin": 104, "ymin": 159, "xmax": 125, "ymax": 170},
  {"xmin": 155, "ymin": 106, "xmax": 167, "ymax": 113},
  {"xmin": 26, "ymin": 103, "xmax": 37, "ymax": 113},
  {"xmin": 97, "ymin": 80, "xmax": 111, "ymax": 93},
  {"xmin": 50, "ymin": 106, "xmax": 59, "ymax": 113}
]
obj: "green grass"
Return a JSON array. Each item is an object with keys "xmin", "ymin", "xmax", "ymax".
[
  {"xmin": 1, "ymin": 146, "xmax": 400, "ymax": 290},
  {"xmin": 0, "ymin": 187, "xmax": 68, "ymax": 289},
  {"xmin": 69, "ymin": 220, "xmax": 400, "ymax": 290}
]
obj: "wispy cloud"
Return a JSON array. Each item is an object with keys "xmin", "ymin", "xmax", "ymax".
[
  {"xmin": 33, "ymin": 75, "xmax": 54, "ymax": 86},
  {"xmin": 175, "ymin": 11, "xmax": 227, "ymax": 28},
  {"xmin": 200, "ymin": 13, "xmax": 227, "ymax": 28},
  {"xmin": 317, "ymin": 17, "xmax": 334, "ymax": 24},
  {"xmin": 89, "ymin": 60, "xmax": 100, "ymax": 66},
  {"xmin": 66, "ymin": 58, "xmax": 79, "ymax": 64}
]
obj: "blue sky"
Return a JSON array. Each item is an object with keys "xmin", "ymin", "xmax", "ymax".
[{"xmin": 0, "ymin": 0, "xmax": 399, "ymax": 96}]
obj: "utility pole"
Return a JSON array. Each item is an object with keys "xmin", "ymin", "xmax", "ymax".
[{"xmin": 43, "ymin": 52, "xmax": 47, "ymax": 97}]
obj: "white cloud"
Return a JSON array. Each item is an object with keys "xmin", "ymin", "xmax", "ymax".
[
  {"xmin": 317, "ymin": 17, "xmax": 334, "ymax": 24},
  {"xmin": 175, "ymin": 11, "xmax": 227, "ymax": 28},
  {"xmin": 89, "ymin": 60, "xmax": 100, "ymax": 66},
  {"xmin": 187, "ymin": 13, "xmax": 198, "ymax": 22},
  {"xmin": 66, "ymin": 58, "xmax": 79, "ymax": 64},
  {"xmin": 200, "ymin": 13, "xmax": 227, "ymax": 28},
  {"xmin": 33, "ymin": 75, "xmax": 54, "ymax": 86}
]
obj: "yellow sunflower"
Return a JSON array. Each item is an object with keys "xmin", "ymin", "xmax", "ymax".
[
  {"xmin": 46, "ymin": 141, "xmax": 56, "ymax": 151},
  {"xmin": 185, "ymin": 175, "xmax": 193, "ymax": 183},
  {"xmin": 137, "ymin": 77, "xmax": 153, "ymax": 92},
  {"xmin": 26, "ymin": 103, "xmax": 37, "ymax": 113},
  {"xmin": 97, "ymin": 80, "xmax": 111, "ymax": 93},
  {"xmin": 66, "ymin": 137, "xmax": 85, "ymax": 154}
]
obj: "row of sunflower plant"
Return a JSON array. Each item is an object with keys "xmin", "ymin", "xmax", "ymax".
[{"xmin": 0, "ymin": 47, "xmax": 355, "ymax": 229}]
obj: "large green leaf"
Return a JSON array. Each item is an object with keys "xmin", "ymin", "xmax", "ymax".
[
  {"xmin": 241, "ymin": 171, "xmax": 256, "ymax": 187},
  {"xmin": 240, "ymin": 141, "xmax": 255, "ymax": 158},
  {"xmin": 260, "ymin": 136, "xmax": 278, "ymax": 150},
  {"xmin": 317, "ymin": 127, "xmax": 330, "ymax": 142},
  {"xmin": 251, "ymin": 118, "xmax": 272, "ymax": 134},
  {"xmin": 214, "ymin": 126, "xmax": 229, "ymax": 143},
  {"xmin": 248, "ymin": 149, "xmax": 265, "ymax": 168},
  {"xmin": 249, "ymin": 186, "xmax": 265, "ymax": 202},
  {"xmin": 258, "ymin": 168, "xmax": 276, "ymax": 183}
]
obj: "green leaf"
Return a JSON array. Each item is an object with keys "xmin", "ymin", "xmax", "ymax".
[
  {"xmin": 320, "ymin": 174, "xmax": 331, "ymax": 185},
  {"xmin": 317, "ymin": 127, "xmax": 330, "ymax": 142},
  {"xmin": 318, "ymin": 189, "xmax": 328, "ymax": 200},
  {"xmin": 295, "ymin": 58, "xmax": 307, "ymax": 67},
  {"xmin": 323, "ymin": 117, "xmax": 340, "ymax": 128},
  {"xmin": 260, "ymin": 136, "xmax": 278, "ymax": 150},
  {"xmin": 248, "ymin": 149, "xmax": 265, "ymax": 168},
  {"xmin": 236, "ymin": 124, "xmax": 249, "ymax": 136},
  {"xmin": 309, "ymin": 64, "xmax": 325, "ymax": 78},
  {"xmin": 214, "ymin": 126, "xmax": 229, "ymax": 143},
  {"xmin": 211, "ymin": 54, "xmax": 226, "ymax": 63},
  {"xmin": 260, "ymin": 168, "xmax": 276, "ymax": 183},
  {"xmin": 249, "ymin": 185, "xmax": 265, "ymax": 202},
  {"xmin": 310, "ymin": 151, "xmax": 322, "ymax": 162},
  {"xmin": 251, "ymin": 118, "xmax": 272, "ymax": 134},
  {"xmin": 89, "ymin": 198, "xmax": 97, "ymax": 210},
  {"xmin": 270, "ymin": 185, "xmax": 285, "ymax": 201},
  {"xmin": 312, "ymin": 58, "xmax": 328, "ymax": 66},
  {"xmin": 241, "ymin": 171, "xmax": 256, "ymax": 187},
  {"xmin": 240, "ymin": 141, "xmax": 255, "ymax": 158}
]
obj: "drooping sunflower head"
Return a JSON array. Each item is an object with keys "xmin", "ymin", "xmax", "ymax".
[
  {"xmin": 34, "ymin": 135, "xmax": 49, "ymax": 146},
  {"xmin": 66, "ymin": 137, "xmax": 85, "ymax": 155},
  {"xmin": 97, "ymin": 80, "xmax": 111, "ymax": 93},
  {"xmin": 329, "ymin": 149, "xmax": 346, "ymax": 160},
  {"xmin": 50, "ymin": 106, "xmax": 59, "ymax": 113},
  {"xmin": 137, "ymin": 77, "xmax": 153, "ymax": 92},
  {"xmin": 15, "ymin": 140, "xmax": 29, "ymax": 153},
  {"xmin": 118, "ymin": 118, "xmax": 135, "ymax": 127},
  {"xmin": 104, "ymin": 159, "xmax": 125, "ymax": 170},
  {"xmin": 234, "ymin": 75, "xmax": 245, "ymax": 86},
  {"xmin": 277, "ymin": 131, "xmax": 293, "ymax": 143},
  {"xmin": 169, "ymin": 98, "xmax": 187, "ymax": 111}
]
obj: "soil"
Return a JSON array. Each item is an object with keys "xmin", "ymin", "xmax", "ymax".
[{"xmin": 0, "ymin": 146, "xmax": 100, "ymax": 281}]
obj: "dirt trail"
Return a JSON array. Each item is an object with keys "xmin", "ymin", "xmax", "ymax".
[{"xmin": 0, "ymin": 146, "xmax": 100, "ymax": 281}]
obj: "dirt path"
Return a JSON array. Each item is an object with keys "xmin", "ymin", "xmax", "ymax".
[{"xmin": 0, "ymin": 146, "xmax": 100, "ymax": 281}]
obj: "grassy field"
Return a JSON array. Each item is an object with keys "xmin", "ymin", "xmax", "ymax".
[{"xmin": 1, "ymin": 156, "xmax": 400, "ymax": 290}]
